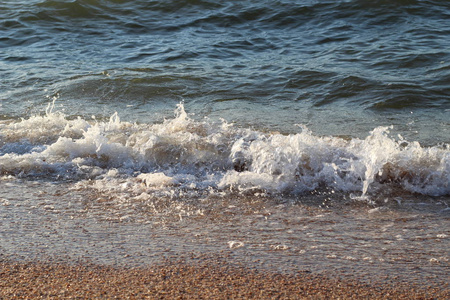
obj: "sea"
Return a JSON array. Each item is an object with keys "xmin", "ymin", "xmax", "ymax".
[{"xmin": 1, "ymin": 0, "xmax": 449, "ymax": 288}]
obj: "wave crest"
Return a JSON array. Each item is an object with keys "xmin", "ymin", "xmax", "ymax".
[{"xmin": 0, "ymin": 103, "xmax": 448, "ymax": 197}]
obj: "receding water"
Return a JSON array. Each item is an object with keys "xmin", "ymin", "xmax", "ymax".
[{"xmin": 1, "ymin": 178, "xmax": 448, "ymax": 288}]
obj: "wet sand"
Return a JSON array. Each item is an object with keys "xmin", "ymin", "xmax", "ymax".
[{"xmin": 1, "ymin": 259, "xmax": 448, "ymax": 299}]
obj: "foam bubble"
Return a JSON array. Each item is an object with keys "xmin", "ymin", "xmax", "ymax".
[
  {"xmin": 137, "ymin": 173, "xmax": 177, "ymax": 188},
  {"xmin": 0, "ymin": 103, "xmax": 448, "ymax": 198}
]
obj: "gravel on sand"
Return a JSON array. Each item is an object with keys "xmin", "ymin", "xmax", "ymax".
[{"xmin": 1, "ymin": 260, "xmax": 448, "ymax": 299}]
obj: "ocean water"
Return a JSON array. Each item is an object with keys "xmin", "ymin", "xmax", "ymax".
[{"xmin": 1, "ymin": 0, "xmax": 449, "ymax": 287}]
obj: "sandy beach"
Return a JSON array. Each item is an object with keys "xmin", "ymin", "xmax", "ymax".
[{"xmin": 1, "ymin": 258, "xmax": 448, "ymax": 299}]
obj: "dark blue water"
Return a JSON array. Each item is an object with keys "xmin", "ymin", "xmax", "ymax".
[{"xmin": 0, "ymin": 0, "xmax": 449, "ymax": 288}]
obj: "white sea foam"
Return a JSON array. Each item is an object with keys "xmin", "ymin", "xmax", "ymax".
[{"xmin": 0, "ymin": 103, "xmax": 448, "ymax": 198}]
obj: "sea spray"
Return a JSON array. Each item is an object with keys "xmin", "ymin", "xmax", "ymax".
[{"xmin": 0, "ymin": 104, "xmax": 448, "ymax": 198}]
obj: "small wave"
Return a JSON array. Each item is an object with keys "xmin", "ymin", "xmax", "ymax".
[
  {"xmin": 35, "ymin": 0, "xmax": 112, "ymax": 19},
  {"xmin": 1, "ymin": 103, "xmax": 448, "ymax": 199}
]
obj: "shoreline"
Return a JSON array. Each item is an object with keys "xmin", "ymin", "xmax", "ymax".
[{"xmin": 1, "ymin": 259, "xmax": 448, "ymax": 299}]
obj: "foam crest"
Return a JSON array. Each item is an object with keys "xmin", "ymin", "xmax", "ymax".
[{"xmin": 0, "ymin": 103, "xmax": 448, "ymax": 198}]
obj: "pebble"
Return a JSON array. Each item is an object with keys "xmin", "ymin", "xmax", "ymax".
[{"xmin": 0, "ymin": 260, "xmax": 448, "ymax": 299}]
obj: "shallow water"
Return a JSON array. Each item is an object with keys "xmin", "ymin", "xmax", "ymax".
[
  {"xmin": 1, "ymin": 178, "xmax": 448, "ymax": 288},
  {"xmin": 1, "ymin": 0, "xmax": 449, "ymax": 288}
]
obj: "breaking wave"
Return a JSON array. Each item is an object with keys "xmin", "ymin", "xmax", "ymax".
[{"xmin": 0, "ymin": 103, "xmax": 448, "ymax": 200}]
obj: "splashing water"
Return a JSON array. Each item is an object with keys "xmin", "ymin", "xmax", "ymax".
[{"xmin": 0, "ymin": 103, "xmax": 448, "ymax": 201}]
